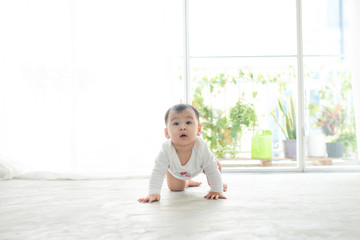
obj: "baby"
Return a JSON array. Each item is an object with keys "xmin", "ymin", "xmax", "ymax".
[{"xmin": 138, "ymin": 103, "xmax": 227, "ymax": 203}]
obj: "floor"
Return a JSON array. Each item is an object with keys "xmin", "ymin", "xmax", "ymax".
[{"xmin": 1, "ymin": 172, "xmax": 360, "ymax": 240}]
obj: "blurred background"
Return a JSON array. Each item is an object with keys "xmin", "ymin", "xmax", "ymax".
[{"xmin": 0, "ymin": 0, "xmax": 359, "ymax": 176}]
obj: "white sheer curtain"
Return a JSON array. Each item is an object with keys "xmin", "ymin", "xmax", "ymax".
[
  {"xmin": 0, "ymin": 0, "xmax": 182, "ymax": 178},
  {"xmin": 351, "ymin": 0, "xmax": 360, "ymax": 162}
]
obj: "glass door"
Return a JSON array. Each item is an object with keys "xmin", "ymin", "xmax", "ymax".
[
  {"xmin": 302, "ymin": 0, "xmax": 358, "ymax": 168},
  {"xmin": 188, "ymin": 0, "xmax": 300, "ymax": 169}
]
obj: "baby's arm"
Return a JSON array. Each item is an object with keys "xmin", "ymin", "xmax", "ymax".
[
  {"xmin": 203, "ymin": 167, "xmax": 227, "ymax": 200},
  {"xmin": 202, "ymin": 147, "xmax": 226, "ymax": 200},
  {"xmin": 138, "ymin": 151, "xmax": 168, "ymax": 203}
]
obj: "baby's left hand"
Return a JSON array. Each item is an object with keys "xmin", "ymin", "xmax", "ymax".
[{"xmin": 204, "ymin": 191, "xmax": 227, "ymax": 200}]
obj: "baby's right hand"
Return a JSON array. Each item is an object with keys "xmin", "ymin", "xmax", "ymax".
[{"xmin": 138, "ymin": 194, "xmax": 161, "ymax": 203}]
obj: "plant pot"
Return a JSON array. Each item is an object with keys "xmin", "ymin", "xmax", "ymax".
[
  {"xmin": 307, "ymin": 134, "xmax": 326, "ymax": 157},
  {"xmin": 283, "ymin": 139, "xmax": 296, "ymax": 158},
  {"xmin": 326, "ymin": 142, "xmax": 344, "ymax": 158},
  {"xmin": 251, "ymin": 130, "xmax": 272, "ymax": 159}
]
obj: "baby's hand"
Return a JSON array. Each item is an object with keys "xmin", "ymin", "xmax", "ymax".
[
  {"xmin": 138, "ymin": 194, "xmax": 161, "ymax": 203},
  {"xmin": 204, "ymin": 191, "xmax": 227, "ymax": 200}
]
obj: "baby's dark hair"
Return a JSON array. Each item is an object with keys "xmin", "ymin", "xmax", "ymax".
[{"xmin": 165, "ymin": 104, "xmax": 200, "ymax": 124}]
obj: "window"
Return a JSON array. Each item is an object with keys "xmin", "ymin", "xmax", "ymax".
[{"xmin": 183, "ymin": 0, "xmax": 358, "ymax": 170}]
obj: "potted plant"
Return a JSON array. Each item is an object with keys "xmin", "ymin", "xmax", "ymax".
[
  {"xmin": 229, "ymin": 97, "xmax": 258, "ymax": 152},
  {"xmin": 316, "ymin": 105, "xmax": 345, "ymax": 157},
  {"xmin": 271, "ymin": 96, "xmax": 297, "ymax": 158}
]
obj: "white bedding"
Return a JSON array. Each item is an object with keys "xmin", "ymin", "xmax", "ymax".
[
  {"xmin": 0, "ymin": 155, "xmax": 22, "ymax": 180},
  {"xmin": 0, "ymin": 156, "xmax": 147, "ymax": 181}
]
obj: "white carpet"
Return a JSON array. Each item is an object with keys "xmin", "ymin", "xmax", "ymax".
[{"xmin": 1, "ymin": 172, "xmax": 360, "ymax": 240}]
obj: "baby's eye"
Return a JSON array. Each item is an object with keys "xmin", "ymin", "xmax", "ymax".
[
  {"xmin": 186, "ymin": 121, "xmax": 192, "ymax": 125},
  {"xmin": 173, "ymin": 122, "xmax": 179, "ymax": 126}
]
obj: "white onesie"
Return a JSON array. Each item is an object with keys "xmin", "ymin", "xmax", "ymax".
[{"xmin": 149, "ymin": 136, "xmax": 223, "ymax": 194}]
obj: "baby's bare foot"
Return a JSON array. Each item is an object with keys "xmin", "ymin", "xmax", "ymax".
[
  {"xmin": 187, "ymin": 179, "xmax": 202, "ymax": 187},
  {"xmin": 223, "ymin": 183, "xmax": 228, "ymax": 192}
]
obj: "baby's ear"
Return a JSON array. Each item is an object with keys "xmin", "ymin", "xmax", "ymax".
[
  {"xmin": 164, "ymin": 128, "xmax": 170, "ymax": 139},
  {"xmin": 197, "ymin": 124, "xmax": 202, "ymax": 136}
]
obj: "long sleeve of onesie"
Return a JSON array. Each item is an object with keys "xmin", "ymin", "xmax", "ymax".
[
  {"xmin": 148, "ymin": 150, "xmax": 169, "ymax": 195},
  {"xmin": 201, "ymin": 142, "xmax": 223, "ymax": 193}
]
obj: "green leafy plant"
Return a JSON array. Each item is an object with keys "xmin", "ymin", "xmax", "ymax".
[
  {"xmin": 192, "ymin": 73, "xmax": 259, "ymax": 157},
  {"xmin": 337, "ymin": 130, "xmax": 357, "ymax": 157},
  {"xmin": 228, "ymin": 97, "xmax": 258, "ymax": 152},
  {"xmin": 193, "ymin": 95, "xmax": 257, "ymax": 157},
  {"xmin": 271, "ymin": 96, "xmax": 296, "ymax": 140},
  {"xmin": 230, "ymin": 97, "xmax": 257, "ymax": 140},
  {"xmin": 191, "ymin": 67, "xmax": 293, "ymax": 158}
]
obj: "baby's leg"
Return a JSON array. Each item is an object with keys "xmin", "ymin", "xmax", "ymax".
[
  {"xmin": 166, "ymin": 171, "xmax": 187, "ymax": 191},
  {"xmin": 166, "ymin": 171, "xmax": 201, "ymax": 191}
]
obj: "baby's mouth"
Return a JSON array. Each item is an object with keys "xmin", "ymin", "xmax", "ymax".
[{"xmin": 180, "ymin": 134, "xmax": 187, "ymax": 138}]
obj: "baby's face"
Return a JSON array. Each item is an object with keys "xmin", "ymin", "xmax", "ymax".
[{"xmin": 165, "ymin": 108, "xmax": 202, "ymax": 148}]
